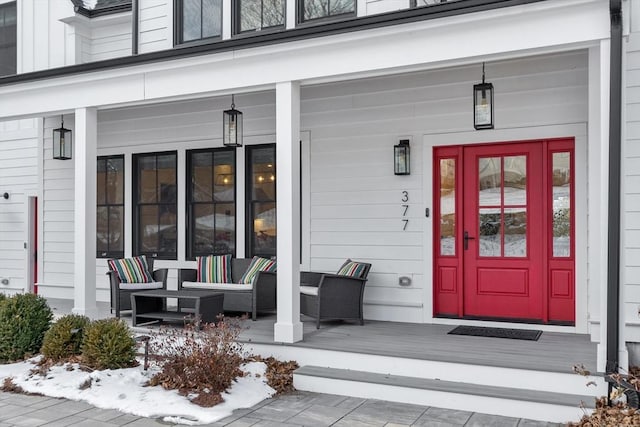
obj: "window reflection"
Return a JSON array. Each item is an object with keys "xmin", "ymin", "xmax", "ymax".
[
  {"xmin": 97, "ymin": 156, "xmax": 124, "ymax": 258},
  {"xmin": 477, "ymin": 155, "xmax": 527, "ymax": 258},
  {"xmin": 239, "ymin": 0, "xmax": 285, "ymax": 33},
  {"xmin": 248, "ymin": 145, "xmax": 276, "ymax": 257},
  {"xmin": 135, "ymin": 152, "xmax": 178, "ymax": 259},
  {"xmin": 180, "ymin": 0, "xmax": 222, "ymax": 43},
  {"xmin": 188, "ymin": 148, "xmax": 236, "ymax": 258},
  {"xmin": 439, "ymin": 158, "xmax": 455, "ymax": 256},
  {"xmin": 302, "ymin": 0, "xmax": 355, "ymax": 21},
  {"xmin": 552, "ymin": 152, "xmax": 571, "ymax": 257}
]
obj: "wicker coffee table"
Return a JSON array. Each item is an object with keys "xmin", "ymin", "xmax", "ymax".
[{"xmin": 130, "ymin": 289, "xmax": 224, "ymax": 327}]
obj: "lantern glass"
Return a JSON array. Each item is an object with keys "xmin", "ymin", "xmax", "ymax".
[
  {"xmin": 473, "ymin": 82, "xmax": 494, "ymax": 130},
  {"xmin": 53, "ymin": 126, "xmax": 72, "ymax": 160},
  {"xmin": 223, "ymin": 108, "xmax": 243, "ymax": 147},
  {"xmin": 394, "ymin": 140, "xmax": 410, "ymax": 175}
]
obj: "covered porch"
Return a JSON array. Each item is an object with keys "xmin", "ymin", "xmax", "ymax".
[
  {"xmin": 0, "ymin": 0, "xmax": 613, "ymax": 380},
  {"xmin": 46, "ymin": 296, "xmax": 603, "ymax": 423}
]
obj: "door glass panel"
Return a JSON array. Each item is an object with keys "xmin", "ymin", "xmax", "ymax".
[
  {"xmin": 504, "ymin": 155, "xmax": 526, "ymax": 206},
  {"xmin": 552, "ymin": 152, "xmax": 571, "ymax": 257},
  {"xmin": 479, "ymin": 157, "xmax": 501, "ymax": 206},
  {"xmin": 479, "ymin": 208, "xmax": 501, "ymax": 257},
  {"xmin": 439, "ymin": 158, "xmax": 455, "ymax": 256},
  {"xmin": 504, "ymin": 207, "xmax": 527, "ymax": 257}
]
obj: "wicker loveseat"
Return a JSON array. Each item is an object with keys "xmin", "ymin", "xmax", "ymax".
[
  {"xmin": 178, "ymin": 257, "xmax": 277, "ymax": 320},
  {"xmin": 107, "ymin": 257, "xmax": 169, "ymax": 318},
  {"xmin": 300, "ymin": 259, "xmax": 372, "ymax": 329}
]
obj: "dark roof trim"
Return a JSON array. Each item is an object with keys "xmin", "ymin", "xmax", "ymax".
[
  {"xmin": 74, "ymin": 4, "xmax": 132, "ymax": 18},
  {"xmin": 72, "ymin": 0, "xmax": 132, "ymax": 18},
  {"xmin": 1, "ymin": 0, "xmax": 546, "ymax": 87}
]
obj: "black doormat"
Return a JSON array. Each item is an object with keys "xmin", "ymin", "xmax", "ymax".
[{"xmin": 448, "ymin": 325, "xmax": 542, "ymax": 341}]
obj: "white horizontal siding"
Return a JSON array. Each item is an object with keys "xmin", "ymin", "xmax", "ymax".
[
  {"xmin": 90, "ymin": 20, "xmax": 132, "ymax": 62},
  {"xmin": 138, "ymin": 0, "xmax": 171, "ymax": 53},
  {"xmin": 39, "ymin": 116, "xmax": 75, "ymax": 299},
  {"xmin": 0, "ymin": 119, "xmax": 39, "ymax": 295}
]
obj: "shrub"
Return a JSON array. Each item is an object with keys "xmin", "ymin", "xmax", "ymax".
[
  {"xmin": 81, "ymin": 318, "xmax": 136, "ymax": 370},
  {"xmin": 148, "ymin": 319, "xmax": 244, "ymax": 407},
  {"xmin": 41, "ymin": 314, "xmax": 90, "ymax": 361},
  {"xmin": 0, "ymin": 293, "xmax": 52, "ymax": 363},
  {"xmin": 0, "ymin": 293, "xmax": 6, "ymax": 304}
]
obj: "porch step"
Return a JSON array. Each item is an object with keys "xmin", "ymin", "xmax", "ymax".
[{"xmin": 293, "ymin": 365, "xmax": 595, "ymax": 423}]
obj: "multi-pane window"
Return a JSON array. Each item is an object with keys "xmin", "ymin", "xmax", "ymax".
[
  {"xmin": 133, "ymin": 152, "xmax": 178, "ymax": 260},
  {"xmin": 299, "ymin": 0, "xmax": 355, "ymax": 22},
  {"xmin": 246, "ymin": 145, "xmax": 276, "ymax": 258},
  {"xmin": 187, "ymin": 148, "xmax": 236, "ymax": 258},
  {"xmin": 236, "ymin": 0, "xmax": 285, "ymax": 33},
  {"xmin": 0, "ymin": 2, "xmax": 16, "ymax": 77},
  {"xmin": 97, "ymin": 156, "xmax": 124, "ymax": 259},
  {"xmin": 177, "ymin": 0, "xmax": 222, "ymax": 43}
]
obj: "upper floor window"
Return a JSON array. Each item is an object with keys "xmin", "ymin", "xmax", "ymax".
[
  {"xmin": 299, "ymin": 0, "xmax": 355, "ymax": 23},
  {"xmin": 177, "ymin": 0, "xmax": 222, "ymax": 44},
  {"xmin": 0, "ymin": 2, "xmax": 16, "ymax": 76},
  {"xmin": 236, "ymin": 0, "xmax": 285, "ymax": 34},
  {"xmin": 133, "ymin": 152, "xmax": 178, "ymax": 260}
]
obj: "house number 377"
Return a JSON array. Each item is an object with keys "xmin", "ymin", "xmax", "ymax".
[{"xmin": 401, "ymin": 191, "xmax": 409, "ymax": 230}]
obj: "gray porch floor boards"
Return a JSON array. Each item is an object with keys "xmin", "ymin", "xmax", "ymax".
[
  {"xmin": 239, "ymin": 316, "xmax": 598, "ymax": 375},
  {"xmin": 44, "ymin": 299, "xmax": 597, "ymax": 375}
]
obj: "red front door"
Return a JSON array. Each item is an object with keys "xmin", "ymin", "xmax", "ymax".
[
  {"xmin": 433, "ymin": 139, "xmax": 575, "ymax": 324},
  {"xmin": 462, "ymin": 143, "xmax": 543, "ymax": 320}
]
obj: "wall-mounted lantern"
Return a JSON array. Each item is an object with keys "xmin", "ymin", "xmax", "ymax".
[
  {"xmin": 53, "ymin": 116, "xmax": 72, "ymax": 160},
  {"xmin": 223, "ymin": 95, "xmax": 243, "ymax": 147},
  {"xmin": 394, "ymin": 139, "xmax": 411, "ymax": 175},
  {"xmin": 473, "ymin": 62, "xmax": 494, "ymax": 130}
]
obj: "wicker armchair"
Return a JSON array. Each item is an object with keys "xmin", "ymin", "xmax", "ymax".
[
  {"xmin": 300, "ymin": 261, "xmax": 372, "ymax": 329},
  {"xmin": 107, "ymin": 258, "xmax": 168, "ymax": 318}
]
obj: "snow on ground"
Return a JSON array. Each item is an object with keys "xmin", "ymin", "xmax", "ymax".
[{"xmin": 0, "ymin": 357, "xmax": 275, "ymax": 425}]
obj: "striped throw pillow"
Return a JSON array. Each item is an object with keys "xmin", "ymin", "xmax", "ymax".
[
  {"xmin": 240, "ymin": 257, "xmax": 277, "ymax": 284},
  {"xmin": 108, "ymin": 256, "xmax": 153, "ymax": 284},
  {"xmin": 197, "ymin": 254, "xmax": 232, "ymax": 283},
  {"xmin": 337, "ymin": 260, "xmax": 368, "ymax": 279}
]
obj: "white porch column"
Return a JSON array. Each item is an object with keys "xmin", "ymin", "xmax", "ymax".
[
  {"xmin": 274, "ymin": 81, "xmax": 303, "ymax": 343},
  {"xmin": 73, "ymin": 107, "xmax": 98, "ymax": 317}
]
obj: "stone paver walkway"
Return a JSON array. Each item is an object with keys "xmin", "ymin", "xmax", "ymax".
[{"xmin": 0, "ymin": 390, "xmax": 563, "ymax": 427}]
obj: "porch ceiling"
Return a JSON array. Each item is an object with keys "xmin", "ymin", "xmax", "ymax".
[{"xmin": 0, "ymin": 0, "xmax": 608, "ymax": 121}]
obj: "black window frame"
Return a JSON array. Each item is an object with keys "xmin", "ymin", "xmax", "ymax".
[
  {"xmin": 233, "ymin": 0, "xmax": 286, "ymax": 35},
  {"xmin": 297, "ymin": 0, "xmax": 356, "ymax": 24},
  {"xmin": 246, "ymin": 143, "xmax": 277, "ymax": 258},
  {"xmin": 186, "ymin": 147, "xmax": 237, "ymax": 260},
  {"xmin": 0, "ymin": 2, "xmax": 16, "ymax": 77},
  {"xmin": 174, "ymin": 0, "xmax": 223, "ymax": 46},
  {"xmin": 96, "ymin": 155, "xmax": 125, "ymax": 259},
  {"xmin": 132, "ymin": 151, "xmax": 178, "ymax": 260}
]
